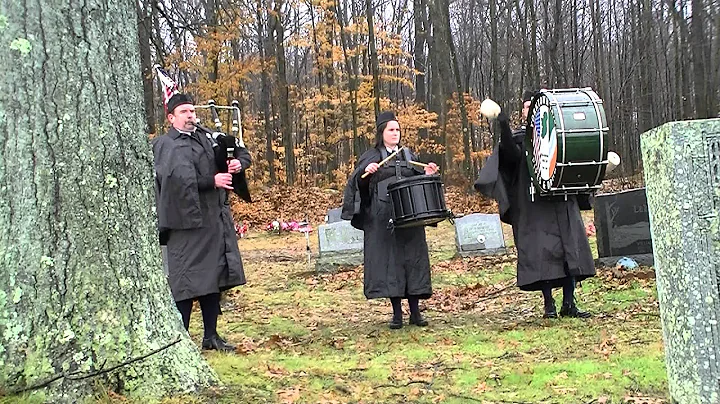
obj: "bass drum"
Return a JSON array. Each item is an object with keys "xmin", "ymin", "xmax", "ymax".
[
  {"xmin": 387, "ymin": 175, "xmax": 451, "ymax": 228},
  {"xmin": 524, "ymin": 87, "xmax": 609, "ymax": 197}
]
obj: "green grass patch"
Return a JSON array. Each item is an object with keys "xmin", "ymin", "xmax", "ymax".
[{"xmin": 153, "ymin": 227, "xmax": 667, "ymax": 403}]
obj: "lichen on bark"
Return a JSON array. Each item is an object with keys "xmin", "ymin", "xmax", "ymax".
[{"xmin": 0, "ymin": 1, "xmax": 219, "ymax": 402}]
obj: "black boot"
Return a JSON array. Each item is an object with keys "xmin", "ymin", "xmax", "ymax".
[
  {"xmin": 408, "ymin": 296, "xmax": 428, "ymax": 326},
  {"xmin": 543, "ymin": 298, "xmax": 558, "ymax": 319},
  {"xmin": 202, "ymin": 334, "xmax": 237, "ymax": 352},
  {"xmin": 560, "ymin": 277, "xmax": 591, "ymax": 318},
  {"xmin": 389, "ymin": 317, "xmax": 403, "ymax": 329},
  {"xmin": 541, "ymin": 288, "xmax": 557, "ymax": 318},
  {"xmin": 560, "ymin": 302, "xmax": 591, "ymax": 318},
  {"xmin": 389, "ymin": 297, "xmax": 403, "ymax": 329},
  {"xmin": 409, "ymin": 312, "xmax": 428, "ymax": 326}
]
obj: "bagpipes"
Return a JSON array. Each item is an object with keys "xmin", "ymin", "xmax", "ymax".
[
  {"xmin": 194, "ymin": 99, "xmax": 252, "ymax": 202},
  {"xmin": 193, "ymin": 99, "xmax": 245, "ymax": 173},
  {"xmin": 153, "ymin": 65, "xmax": 251, "ymax": 201}
]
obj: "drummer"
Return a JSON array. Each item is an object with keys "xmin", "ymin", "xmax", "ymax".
[
  {"xmin": 474, "ymin": 91, "xmax": 596, "ymax": 319},
  {"xmin": 341, "ymin": 111, "xmax": 439, "ymax": 329}
]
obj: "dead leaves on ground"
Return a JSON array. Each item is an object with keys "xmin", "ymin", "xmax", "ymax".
[
  {"xmin": 599, "ymin": 266, "xmax": 656, "ymax": 283},
  {"xmin": 598, "ymin": 173, "xmax": 646, "ymax": 195},
  {"xmin": 431, "ymin": 254, "xmax": 517, "ymax": 274},
  {"xmin": 230, "ymin": 185, "xmax": 499, "ymax": 228},
  {"xmin": 426, "ymin": 281, "xmax": 517, "ymax": 313}
]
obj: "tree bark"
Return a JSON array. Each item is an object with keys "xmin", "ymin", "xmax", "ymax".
[
  {"xmin": 443, "ymin": 0, "xmax": 471, "ymax": 176},
  {"xmin": 335, "ymin": 0, "xmax": 366, "ymax": 157},
  {"xmin": 0, "ymin": 1, "xmax": 218, "ymax": 401},
  {"xmin": 273, "ymin": 0, "xmax": 295, "ymax": 185},
  {"xmin": 204, "ymin": 0, "xmax": 220, "ymax": 84},
  {"xmin": 690, "ymin": 0, "xmax": 713, "ymax": 117},
  {"xmin": 257, "ymin": 0, "xmax": 276, "ymax": 184},
  {"xmin": 136, "ymin": 0, "xmax": 157, "ymax": 135},
  {"xmin": 414, "ymin": 0, "xmax": 430, "ymax": 144},
  {"xmin": 366, "ymin": 0, "xmax": 381, "ymax": 117},
  {"xmin": 427, "ymin": 0, "xmax": 455, "ymax": 168}
]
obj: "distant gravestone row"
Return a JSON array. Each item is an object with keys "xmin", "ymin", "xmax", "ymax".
[
  {"xmin": 316, "ymin": 211, "xmax": 506, "ymax": 271},
  {"xmin": 318, "ymin": 191, "xmax": 655, "ymax": 272}
]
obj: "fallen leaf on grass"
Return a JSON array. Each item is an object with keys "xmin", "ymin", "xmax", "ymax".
[
  {"xmin": 330, "ymin": 336, "xmax": 348, "ymax": 349},
  {"xmin": 276, "ymin": 386, "xmax": 302, "ymax": 403},
  {"xmin": 595, "ymin": 329, "xmax": 618, "ymax": 359},
  {"xmin": 552, "ymin": 386, "xmax": 577, "ymax": 394},
  {"xmin": 265, "ymin": 363, "xmax": 290, "ymax": 378},
  {"xmin": 624, "ymin": 396, "xmax": 666, "ymax": 404},
  {"xmin": 235, "ymin": 337, "xmax": 259, "ymax": 354},
  {"xmin": 472, "ymin": 381, "xmax": 490, "ymax": 394}
]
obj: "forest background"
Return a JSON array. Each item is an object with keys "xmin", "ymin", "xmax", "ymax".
[{"xmin": 138, "ymin": 0, "xmax": 719, "ymax": 220}]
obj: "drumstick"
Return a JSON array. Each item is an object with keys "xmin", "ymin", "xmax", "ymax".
[
  {"xmin": 408, "ymin": 160, "xmax": 441, "ymax": 172},
  {"xmin": 361, "ymin": 148, "xmax": 401, "ymax": 178}
]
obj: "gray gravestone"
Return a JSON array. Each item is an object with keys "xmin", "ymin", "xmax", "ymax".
[
  {"xmin": 326, "ymin": 207, "xmax": 343, "ymax": 224},
  {"xmin": 454, "ymin": 213, "xmax": 506, "ymax": 257},
  {"xmin": 641, "ymin": 118, "xmax": 720, "ymax": 404},
  {"xmin": 593, "ymin": 188, "xmax": 654, "ymax": 266},
  {"xmin": 316, "ymin": 220, "xmax": 364, "ymax": 272}
]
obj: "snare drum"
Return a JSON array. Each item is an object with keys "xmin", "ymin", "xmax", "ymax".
[
  {"xmin": 387, "ymin": 175, "xmax": 451, "ymax": 228},
  {"xmin": 524, "ymin": 88, "xmax": 609, "ymax": 197}
]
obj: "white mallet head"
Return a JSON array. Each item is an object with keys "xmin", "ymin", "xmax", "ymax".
[
  {"xmin": 479, "ymin": 98, "xmax": 501, "ymax": 120},
  {"xmin": 606, "ymin": 151, "xmax": 620, "ymax": 173}
]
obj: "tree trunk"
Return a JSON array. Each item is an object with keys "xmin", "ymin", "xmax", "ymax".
[
  {"xmin": 135, "ymin": 0, "xmax": 157, "ymax": 135},
  {"xmin": 257, "ymin": 0, "xmax": 276, "ymax": 184},
  {"xmin": 366, "ymin": 0, "xmax": 381, "ymax": 117},
  {"xmin": 690, "ymin": 0, "xmax": 713, "ymax": 118},
  {"xmin": 335, "ymin": 0, "xmax": 366, "ymax": 157},
  {"xmin": 273, "ymin": 0, "xmax": 295, "ymax": 185},
  {"xmin": 644, "ymin": 0, "xmax": 656, "ymax": 131},
  {"xmin": 489, "ymin": 0, "xmax": 500, "ymax": 144},
  {"xmin": 443, "ymin": 0, "xmax": 471, "ymax": 176},
  {"xmin": 0, "ymin": 1, "xmax": 217, "ymax": 401},
  {"xmin": 427, "ymin": 0, "xmax": 455, "ymax": 168},
  {"xmin": 414, "ymin": 0, "xmax": 430, "ymax": 144},
  {"xmin": 529, "ymin": 0, "xmax": 539, "ymax": 88},
  {"xmin": 204, "ymin": 0, "xmax": 220, "ymax": 84}
]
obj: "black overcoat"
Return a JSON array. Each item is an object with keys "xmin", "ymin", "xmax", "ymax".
[
  {"xmin": 153, "ymin": 127, "xmax": 248, "ymax": 301},
  {"xmin": 474, "ymin": 115, "xmax": 595, "ymax": 291},
  {"xmin": 341, "ymin": 147, "xmax": 433, "ymax": 299}
]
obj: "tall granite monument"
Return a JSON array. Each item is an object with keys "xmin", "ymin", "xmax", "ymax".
[{"xmin": 641, "ymin": 118, "xmax": 720, "ymax": 404}]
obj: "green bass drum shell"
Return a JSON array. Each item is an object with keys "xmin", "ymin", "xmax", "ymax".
[{"xmin": 524, "ymin": 87, "xmax": 609, "ymax": 197}]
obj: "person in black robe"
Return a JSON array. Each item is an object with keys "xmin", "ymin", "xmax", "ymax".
[
  {"xmin": 153, "ymin": 93, "xmax": 251, "ymax": 351},
  {"xmin": 341, "ymin": 111, "xmax": 439, "ymax": 329},
  {"xmin": 474, "ymin": 91, "xmax": 595, "ymax": 319}
]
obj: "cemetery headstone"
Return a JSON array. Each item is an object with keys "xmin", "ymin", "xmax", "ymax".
[
  {"xmin": 454, "ymin": 213, "xmax": 506, "ymax": 257},
  {"xmin": 316, "ymin": 220, "xmax": 364, "ymax": 272},
  {"xmin": 593, "ymin": 188, "xmax": 654, "ymax": 266},
  {"xmin": 641, "ymin": 118, "xmax": 720, "ymax": 404},
  {"xmin": 326, "ymin": 207, "xmax": 343, "ymax": 224}
]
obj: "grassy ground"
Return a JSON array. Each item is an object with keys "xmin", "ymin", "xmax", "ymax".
[
  {"xmin": 6, "ymin": 216, "xmax": 668, "ymax": 404},
  {"xmin": 187, "ymin": 219, "xmax": 666, "ymax": 403}
]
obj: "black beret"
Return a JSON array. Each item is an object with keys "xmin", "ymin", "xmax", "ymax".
[
  {"xmin": 522, "ymin": 90, "xmax": 535, "ymax": 103},
  {"xmin": 376, "ymin": 111, "xmax": 398, "ymax": 128},
  {"xmin": 167, "ymin": 93, "xmax": 194, "ymax": 114}
]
